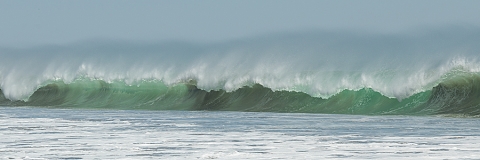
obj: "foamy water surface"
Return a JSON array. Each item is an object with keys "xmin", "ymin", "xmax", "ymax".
[{"xmin": 1, "ymin": 107, "xmax": 480, "ymax": 159}]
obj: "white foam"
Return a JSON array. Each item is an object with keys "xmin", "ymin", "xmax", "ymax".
[{"xmin": 1, "ymin": 107, "xmax": 480, "ymax": 159}]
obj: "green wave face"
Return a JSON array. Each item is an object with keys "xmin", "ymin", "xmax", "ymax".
[
  {"xmin": 1, "ymin": 73, "xmax": 479, "ymax": 116},
  {"xmin": 14, "ymin": 80, "xmax": 195, "ymax": 110}
]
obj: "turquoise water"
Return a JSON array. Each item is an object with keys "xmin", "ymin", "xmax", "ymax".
[
  {"xmin": 2, "ymin": 70, "xmax": 480, "ymax": 116},
  {"xmin": 1, "ymin": 107, "xmax": 480, "ymax": 159}
]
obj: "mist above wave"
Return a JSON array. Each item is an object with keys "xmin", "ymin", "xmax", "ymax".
[{"xmin": 0, "ymin": 27, "xmax": 479, "ymax": 101}]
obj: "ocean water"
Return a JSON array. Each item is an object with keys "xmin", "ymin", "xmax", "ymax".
[
  {"xmin": 1, "ymin": 28, "xmax": 480, "ymax": 159},
  {"xmin": 1, "ymin": 28, "xmax": 480, "ymax": 115},
  {"xmin": 2, "ymin": 107, "xmax": 480, "ymax": 159}
]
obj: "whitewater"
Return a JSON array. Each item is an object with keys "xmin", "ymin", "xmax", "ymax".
[
  {"xmin": 2, "ymin": 107, "xmax": 480, "ymax": 159},
  {"xmin": 1, "ymin": 27, "xmax": 480, "ymax": 115}
]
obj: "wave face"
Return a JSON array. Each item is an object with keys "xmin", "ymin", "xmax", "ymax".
[{"xmin": 1, "ymin": 27, "xmax": 480, "ymax": 116}]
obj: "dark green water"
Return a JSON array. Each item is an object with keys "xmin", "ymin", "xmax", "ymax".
[{"xmin": 2, "ymin": 72, "xmax": 480, "ymax": 116}]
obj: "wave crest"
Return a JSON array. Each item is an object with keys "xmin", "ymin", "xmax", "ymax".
[{"xmin": 1, "ymin": 70, "xmax": 479, "ymax": 116}]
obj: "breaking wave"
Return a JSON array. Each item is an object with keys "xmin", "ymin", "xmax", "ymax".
[{"xmin": 1, "ymin": 27, "xmax": 480, "ymax": 116}]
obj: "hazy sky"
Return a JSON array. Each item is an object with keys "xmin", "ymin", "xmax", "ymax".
[{"xmin": 1, "ymin": 0, "xmax": 479, "ymax": 47}]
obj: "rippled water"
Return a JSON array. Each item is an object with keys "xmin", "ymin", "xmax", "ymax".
[{"xmin": 1, "ymin": 107, "xmax": 480, "ymax": 159}]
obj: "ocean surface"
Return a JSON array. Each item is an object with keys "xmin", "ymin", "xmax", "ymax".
[
  {"xmin": 1, "ymin": 28, "xmax": 480, "ymax": 159},
  {"xmin": 2, "ymin": 107, "xmax": 480, "ymax": 159}
]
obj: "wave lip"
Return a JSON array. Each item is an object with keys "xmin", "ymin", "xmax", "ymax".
[{"xmin": 1, "ymin": 71, "xmax": 479, "ymax": 116}]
